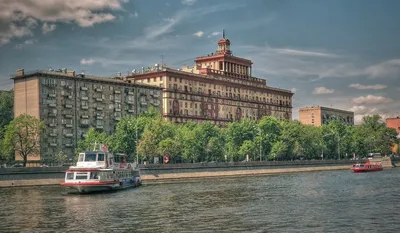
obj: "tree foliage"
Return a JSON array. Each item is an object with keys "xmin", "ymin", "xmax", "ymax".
[
  {"xmin": 0, "ymin": 90, "xmax": 13, "ymax": 134},
  {"xmin": 71, "ymin": 113, "xmax": 399, "ymax": 163},
  {"xmin": 3, "ymin": 114, "xmax": 45, "ymax": 166}
]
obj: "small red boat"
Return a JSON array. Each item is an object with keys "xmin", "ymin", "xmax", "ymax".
[{"xmin": 350, "ymin": 160, "xmax": 383, "ymax": 173}]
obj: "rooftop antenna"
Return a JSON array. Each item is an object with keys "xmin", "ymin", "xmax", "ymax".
[
  {"xmin": 161, "ymin": 55, "xmax": 164, "ymax": 67},
  {"xmin": 223, "ymin": 29, "xmax": 225, "ymax": 39}
]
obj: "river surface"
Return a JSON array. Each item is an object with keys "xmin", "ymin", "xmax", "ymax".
[{"xmin": 1, "ymin": 169, "xmax": 400, "ymax": 233}]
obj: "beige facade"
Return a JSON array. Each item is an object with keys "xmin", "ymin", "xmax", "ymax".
[
  {"xmin": 126, "ymin": 36, "xmax": 293, "ymax": 124},
  {"xmin": 12, "ymin": 69, "xmax": 162, "ymax": 160},
  {"xmin": 299, "ymin": 106, "xmax": 354, "ymax": 126}
]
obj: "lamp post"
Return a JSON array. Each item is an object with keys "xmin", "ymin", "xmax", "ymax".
[
  {"xmin": 135, "ymin": 118, "xmax": 139, "ymax": 166},
  {"xmin": 259, "ymin": 127, "xmax": 262, "ymax": 162}
]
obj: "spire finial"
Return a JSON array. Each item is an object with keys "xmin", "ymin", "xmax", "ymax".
[{"xmin": 223, "ymin": 29, "xmax": 225, "ymax": 39}]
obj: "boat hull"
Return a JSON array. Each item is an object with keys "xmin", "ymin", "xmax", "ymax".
[
  {"xmin": 351, "ymin": 167, "xmax": 383, "ymax": 173},
  {"xmin": 61, "ymin": 180, "xmax": 141, "ymax": 193}
]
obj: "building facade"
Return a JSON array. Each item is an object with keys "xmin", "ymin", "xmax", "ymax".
[
  {"xmin": 299, "ymin": 106, "xmax": 354, "ymax": 126},
  {"xmin": 13, "ymin": 69, "xmax": 162, "ymax": 161},
  {"xmin": 386, "ymin": 117, "xmax": 400, "ymax": 134},
  {"xmin": 126, "ymin": 35, "xmax": 293, "ymax": 125},
  {"xmin": 386, "ymin": 117, "xmax": 400, "ymax": 154}
]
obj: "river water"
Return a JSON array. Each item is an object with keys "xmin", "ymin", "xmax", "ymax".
[{"xmin": 1, "ymin": 169, "xmax": 400, "ymax": 233}]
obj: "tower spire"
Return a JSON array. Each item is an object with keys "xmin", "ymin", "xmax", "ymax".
[{"xmin": 223, "ymin": 29, "xmax": 225, "ymax": 39}]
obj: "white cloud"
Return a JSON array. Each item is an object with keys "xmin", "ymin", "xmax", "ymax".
[
  {"xmin": 349, "ymin": 105, "xmax": 377, "ymax": 115},
  {"xmin": 312, "ymin": 87, "xmax": 334, "ymax": 94},
  {"xmin": 208, "ymin": 31, "xmax": 221, "ymax": 38},
  {"xmin": 41, "ymin": 23, "xmax": 56, "ymax": 34},
  {"xmin": 291, "ymin": 88, "xmax": 297, "ymax": 93},
  {"xmin": 80, "ymin": 58, "xmax": 96, "ymax": 65},
  {"xmin": 272, "ymin": 48, "xmax": 338, "ymax": 58},
  {"xmin": 351, "ymin": 95, "xmax": 393, "ymax": 104},
  {"xmin": 15, "ymin": 39, "xmax": 36, "ymax": 49},
  {"xmin": 236, "ymin": 45, "xmax": 400, "ymax": 81},
  {"xmin": 348, "ymin": 83, "xmax": 387, "ymax": 90},
  {"xmin": 181, "ymin": 0, "xmax": 197, "ymax": 5},
  {"xmin": 0, "ymin": 0, "xmax": 128, "ymax": 45},
  {"xmin": 193, "ymin": 31, "xmax": 204, "ymax": 37}
]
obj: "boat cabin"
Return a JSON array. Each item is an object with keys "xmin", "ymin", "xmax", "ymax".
[{"xmin": 76, "ymin": 151, "xmax": 113, "ymax": 168}]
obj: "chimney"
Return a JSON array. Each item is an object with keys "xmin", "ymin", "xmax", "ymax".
[
  {"xmin": 16, "ymin": 69, "xmax": 24, "ymax": 76},
  {"xmin": 67, "ymin": 70, "xmax": 75, "ymax": 77}
]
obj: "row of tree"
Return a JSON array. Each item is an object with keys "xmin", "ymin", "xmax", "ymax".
[
  {"xmin": 1, "ymin": 98, "xmax": 398, "ymax": 165},
  {"xmin": 79, "ymin": 110, "xmax": 398, "ymax": 163}
]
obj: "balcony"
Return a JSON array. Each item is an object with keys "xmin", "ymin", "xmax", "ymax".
[
  {"xmin": 49, "ymin": 123, "xmax": 56, "ymax": 127},
  {"xmin": 65, "ymin": 114, "xmax": 73, "ymax": 118},
  {"xmin": 64, "ymin": 104, "xmax": 73, "ymax": 109},
  {"xmin": 48, "ymin": 103, "xmax": 56, "ymax": 108},
  {"xmin": 95, "ymin": 88, "xmax": 103, "ymax": 92},
  {"xmin": 48, "ymin": 112, "xmax": 57, "ymax": 117},
  {"xmin": 127, "ymin": 109, "xmax": 135, "ymax": 113},
  {"xmin": 81, "ymin": 96, "xmax": 88, "ymax": 100},
  {"xmin": 114, "ymin": 99, "xmax": 121, "ymax": 103},
  {"xmin": 114, "ymin": 90, "xmax": 121, "ymax": 94},
  {"xmin": 81, "ymin": 115, "xmax": 89, "ymax": 119},
  {"xmin": 96, "ymin": 98, "xmax": 103, "ymax": 102},
  {"xmin": 49, "ymin": 143, "xmax": 57, "ymax": 147},
  {"xmin": 115, "ymin": 117, "xmax": 121, "ymax": 121},
  {"xmin": 49, "ymin": 133, "xmax": 57, "ymax": 137},
  {"xmin": 65, "ymin": 143, "xmax": 73, "ymax": 147},
  {"xmin": 65, "ymin": 124, "xmax": 73, "ymax": 128},
  {"xmin": 95, "ymin": 125, "xmax": 103, "ymax": 129},
  {"xmin": 125, "ymin": 100, "xmax": 134, "ymax": 104},
  {"xmin": 114, "ymin": 108, "xmax": 121, "ymax": 112},
  {"xmin": 81, "ymin": 86, "xmax": 88, "ymax": 91},
  {"xmin": 81, "ymin": 105, "xmax": 88, "ymax": 110},
  {"xmin": 48, "ymin": 93, "xmax": 56, "ymax": 98},
  {"xmin": 96, "ymin": 115, "xmax": 103, "ymax": 120},
  {"xmin": 64, "ymin": 133, "xmax": 73, "ymax": 137},
  {"xmin": 128, "ymin": 91, "xmax": 134, "ymax": 95},
  {"xmin": 96, "ymin": 106, "xmax": 103, "ymax": 111}
]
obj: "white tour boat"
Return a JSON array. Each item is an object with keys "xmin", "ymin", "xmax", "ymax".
[{"xmin": 61, "ymin": 144, "xmax": 141, "ymax": 193}]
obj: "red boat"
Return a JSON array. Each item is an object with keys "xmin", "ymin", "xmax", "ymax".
[{"xmin": 350, "ymin": 160, "xmax": 383, "ymax": 173}]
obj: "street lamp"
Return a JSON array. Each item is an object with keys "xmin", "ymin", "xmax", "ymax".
[{"xmin": 259, "ymin": 127, "xmax": 262, "ymax": 162}]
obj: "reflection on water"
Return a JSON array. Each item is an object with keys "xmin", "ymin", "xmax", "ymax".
[{"xmin": 1, "ymin": 169, "xmax": 400, "ymax": 232}]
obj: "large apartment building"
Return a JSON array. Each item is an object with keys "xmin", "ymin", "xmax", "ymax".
[
  {"xmin": 299, "ymin": 106, "xmax": 354, "ymax": 126},
  {"xmin": 125, "ymin": 34, "xmax": 293, "ymax": 125},
  {"xmin": 12, "ymin": 69, "xmax": 162, "ymax": 161}
]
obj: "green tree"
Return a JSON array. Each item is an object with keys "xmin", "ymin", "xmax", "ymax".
[
  {"xmin": 239, "ymin": 140, "xmax": 258, "ymax": 161},
  {"xmin": 75, "ymin": 128, "xmax": 111, "ymax": 158},
  {"xmin": 112, "ymin": 116, "xmax": 140, "ymax": 161},
  {"xmin": 0, "ymin": 90, "xmax": 13, "ymax": 134},
  {"xmin": 3, "ymin": 114, "xmax": 45, "ymax": 167},
  {"xmin": 55, "ymin": 151, "xmax": 68, "ymax": 165}
]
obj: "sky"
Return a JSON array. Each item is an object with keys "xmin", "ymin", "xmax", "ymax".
[{"xmin": 0, "ymin": 0, "xmax": 399, "ymax": 123}]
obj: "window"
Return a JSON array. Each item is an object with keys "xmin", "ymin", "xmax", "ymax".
[
  {"xmin": 66, "ymin": 173, "xmax": 74, "ymax": 180},
  {"xmin": 85, "ymin": 153, "xmax": 97, "ymax": 161},
  {"xmin": 97, "ymin": 153, "xmax": 105, "ymax": 161},
  {"xmin": 78, "ymin": 153, "xmax": 84, "ymax": 162}
]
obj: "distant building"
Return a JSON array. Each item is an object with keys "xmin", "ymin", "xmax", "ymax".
[
  {"xmin": 299, "ymin": 106, "xmax": 354, "ymax": 126},
  {"xmin": 126, "ymin": 32, "xmax": 293, "ymax": 125},
  {"xmin": 12, "ymin": 69, "xmax": 162, "ymax": 161},
  {"xmin": 386, "ymin": 117, "xmax": 400, "ymax": 154},
  {"xmin": 386, "ymin": 117, "xmax": 400, "ymax": 133}
]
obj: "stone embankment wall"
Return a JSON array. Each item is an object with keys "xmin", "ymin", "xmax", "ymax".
[{"xmin": 0, "ymin": 159, "xmax": 395, "ymax": 187}]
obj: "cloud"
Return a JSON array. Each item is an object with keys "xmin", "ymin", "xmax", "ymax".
[
  {"xmin": 0, "ymin": 0, "xmax": 128, "ymax": 45},
  {"xmin": 181, "ymin": 0, "xmax": 197, "ymax": 5},
  {"xmin": 41, "ymin": 23, "xmax": 56, "ymax": 34},
  {"xmin": 15, "ymin": 39, "xmax": 36, "ymax": 49},
  {"xmin": 236, "ymin": 45, "xmax": 400, "ymax": 82},
  {"xmin": 313, "ymin": 87, "xmax": 334, "ymax": 94},
  {"xmin": 193, "ymin": 31, "xmax": 204, "ymax": 37},
  {"xmin": 80, "ymin": 58, "xmax": 96, "ymax": 65},
  {"xmin": 351, "ymin": 95, "xmax": 393, "ymax": 104},
  {"xmin": 349, "ymin": 106, "xmax": 377, "ymax": 115},
  {"xmin": 348, "ymin": 83, "xmax": 387, "ymax": 90},
  {"xmin": 291, "ymin": 88, "xmax": 297, "ymax": 93},
  {"xmin": 271, "ymin": 48, "xmax": 338, "ymax": 58},
  {"xmin": 208, "ymin": 31, "xmax": 221, "ymax": 38}
]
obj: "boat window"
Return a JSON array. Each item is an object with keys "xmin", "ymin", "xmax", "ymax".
[
  {"xmin": 66, "ymin": 173, "xmax": 74, "ymax": 180},
  {"xmin": 90, "ymin": 172, "xmax": 99, "ymax": 179},
  {"xmin": 97, "ymin": 153, "xmax": 105, "ymax": 161},
  {"xmin": 76, "ymin": 172, "xmax": 88, "ymax": 180},
  {"xmin": 78, "ymin": 153, "xmax": 84, "ymax": 162},
  {"xmin": 85, "ymin": 153, "xmax": 97, "ymax": 162}
]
